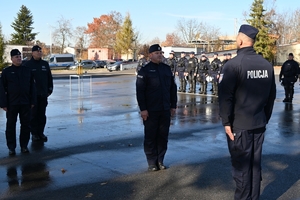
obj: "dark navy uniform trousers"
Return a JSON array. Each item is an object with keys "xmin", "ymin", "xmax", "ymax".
[
  {"xmin": 6, "ymin": 105, "xmax": 31, "ymax": 150},
  {"xmin": 143, "ymin": 110, "xmax": 171, "ymax": 166},
  {"xmin": 31, "ymin": 95, "xmax": 48, "ymax": 137},
  {"xmin": 227, "ymin": 127, "xmax": 265, "ymax": 200}
]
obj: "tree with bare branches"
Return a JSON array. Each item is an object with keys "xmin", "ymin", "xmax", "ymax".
[
  {"xmin": 74, "ymin": 26, "xmax": 89, "ymax": 59},
  {"xmin": 52, "ymin": 16, "xmax": 73, "ymax": 54}
]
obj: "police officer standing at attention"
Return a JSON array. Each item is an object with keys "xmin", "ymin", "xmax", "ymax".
[
  {"xmin": 136, "ymin": 44, "xmax": 177, "ymax": 171},
  {"xmin": 187, "ymin": 51, "xmax": 198, "ymax": 93},
  {"xmin": 210, "ymin": 52, "xmax": 222, "ymax": 96},
  {"xmin": 0, "ymin": 49, "xmax": 36, "ymax": 155},
  {"xmin": 166, "ymin": 51, "xmax": 177, "ymax": 75},
  {"xmin": 25, "ymin": 45, "xmax": 53, "ymax": 142},
  {"xmin": 279, "ymin": 53, "xmax": 299, "ymax": 102},
  {"xmin": 218, "ymin": 24, "xmax": 276, "ymax": 200},
  {"xmin": 196, "ymin": 55, "xmax": 210, "ymax": 94},
  {"xmin": 176, "ymin": 52, "xmax": 188, "ymax": 92},
  {"xmin": 136, "ymin": 53, "xmax": 148, "ymax": 75}
]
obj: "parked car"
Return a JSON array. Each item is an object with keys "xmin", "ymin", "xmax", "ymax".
[
  {"xmin": 107, "ymin": 61, "xmax": 123, "ymax": 72},
  {"xmin": 69, "ymin": 60, "xmax": 97, "ymax": 70},
  {"xmin": 94, "ymin": 60, "xmax": 106, "ymax": 68}
]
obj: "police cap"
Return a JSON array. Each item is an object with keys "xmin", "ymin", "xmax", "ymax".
[
  {"xmin": 32, "ymin": 45, "xmax": 42, "ymax": 52},
  {"xmin": 238, "ymin": 24, "xmax": 259, "ymax": 40},
  {"xmin": 181, "ymin": 51, "xmax": 186, "ymax": 54},
  {"xmin": 289, "ymin": 53, "xmax": 294, "ymax": 57},
  {"xmin": 149, "ymin": 44, "xmax": 162, "ymax": 53},
  {"xmin": 190, "ymin": 51, "xmax": 195, "ymax": 55},
  {"xmin": 10, "ymin": 49, "xmax": 21, "ymax": 57}
]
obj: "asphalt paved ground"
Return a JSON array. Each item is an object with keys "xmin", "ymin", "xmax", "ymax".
[{"xmin": 1, "ymin": 67, "xmax": 300, "ymax": 200}]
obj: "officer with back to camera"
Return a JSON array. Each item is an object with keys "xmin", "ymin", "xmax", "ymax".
[
  {"xmin": 166, "ymin": 51, "xmax": 177, "ymax": 75},
  {"xmin": 196, "ymin": 55, "xmax": 210, "ymax": 94},
  {"xmin": 218, "ymin": 24, "xmax": 276, "ymax": 200},
  {"xmin": 176, "ymin": 52, "xmax": 188, "ymax": 92},
  {"xmin": 136, "ymin": 44, "xmax": 177, "ymax": 171},
  {"xmin": 25, "ymin": 45, "xmax": 53, "ymax": 142},
  {"xmin": 210, "ymin": 52, "xmax": 222, "ymax": 95},
  {"xmin": 186, "ymin": 51, "xmax": 198, "ymax": 93},
  {"xmin": 279, "ymin": 52, "xmax": 299, "ymax": 102}
]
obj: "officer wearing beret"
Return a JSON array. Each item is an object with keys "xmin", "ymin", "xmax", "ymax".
[
  {"xmin": 25, "ymin": 45, "xmax": 53, "ymax": 142},
  {"xmin": 136, "ymin": 44, "xmax": 177, "ymax": 171},
  {"xmin": 279, "ymin": 52, "xmax": 299, "ymax": 102},
  {"xmin": 0, "ymin": 49, "xmax": 36, "ymax": 155},
  {"xmin": 176, "ymin": 52, "xmax": 188, "ymax": 92},
  {"xmin": 218, "ymin": 24, "xmax": 276, "ymax": 200}
]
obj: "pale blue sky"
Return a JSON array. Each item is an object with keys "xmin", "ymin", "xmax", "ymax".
[{"xmin": 0, "ymin": 0, "xmax": 298, "ymax": 45}]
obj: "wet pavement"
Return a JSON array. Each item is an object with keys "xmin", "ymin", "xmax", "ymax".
[{"xmin": 1, "ymin": 68, "xmax": 300, "ymax": 199}]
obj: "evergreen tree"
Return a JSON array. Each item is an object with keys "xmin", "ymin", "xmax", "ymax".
[
  {"xmin": 10, "ymin": 5, "xmax": 37, "ymax": 45},
  {"xmin": 115, "ymin": 13, "xmax": 134, "ymax": 59},
  {"xmin": 247, "ymin": 0, "xmax": 276, "ymax": 62},
  {"xmin": 0, "ymin": 23, "xmax": 6, "ymax": 71}
]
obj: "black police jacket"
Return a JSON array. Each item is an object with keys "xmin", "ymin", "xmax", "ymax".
[
  {"xmin": 136, "ymin": 61, "xmax": 177, "ymax": 112},
  {"xmin": 279, "ymin": 59, "xmax": 299, "ymax": 82},
  {"xmin": 218, "ymin": 47, "xmax": 276, "ymax": 130},
  {"xmin": 176, "ymin": 57, "xmax": 188, "ymax": 72},
  {"xmin": 187, "ymin": 57, "xmax": 198, "ymax": 74},
  {"xmin": 210, "ymin": 58, "xmax": 221, "ymax": 74},
  {"xmin": 197, "ymin": 59, "xmax": 210, "ymax": 75},
  {"xmin": 0, "ymin": 64, "xmax": 36, "ymax": 107},
  {"xmin": 25, "ymin": 57, "xmax": 53, "ymax": 97}
]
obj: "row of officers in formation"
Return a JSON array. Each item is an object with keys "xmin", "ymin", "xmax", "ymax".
[{"xmin": 136, "ymin": 51, "xmax": 232, "ymax": 96}]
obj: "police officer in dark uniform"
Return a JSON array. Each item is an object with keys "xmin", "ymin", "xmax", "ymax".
[
  {"xmin": 136, "ymin": 53, "xmax": 148, "ymax": 75},
  {"xmin": 0, "ymin": 49, "xmax": 36, "ymax": 155},
  {"xmin": 186, "ymin": 51, "xmax": 198, "ymax": 93},
  {"xmin": 136, "ymin": 44, "xmax": 177, "ymax": 171},
  {"xmin": 210, "ymin": 52, "xmax": 222, "ymax": 95},
  {"xmin": 196, "ymin": 55, "xmax": 210, "ymax": 94},
  {"xmin": 161, "ymin": 51, "xmax": 168, "ymax": 64},
  {"xmin": 218, "ymin": 25, "xmax": 276, "ymax": 200},
  {"xmin": 176, "ymin": 52, "xmax": 188, "ymax": 92},
  {"xmin": 25, "ymin": 45, "xmax": 53, "ymax": 142},
  {"xmin": 166, "ymin": 51, "xmax": 177, "ymax": 75},
  {"xmin": 279, "ymin": 53, "xmax": 299, "ymax": 102}
]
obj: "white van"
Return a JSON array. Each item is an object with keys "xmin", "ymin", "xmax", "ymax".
[{"xmin": 48, "ymin": 54, "xmax": 75, "ymax": 69}]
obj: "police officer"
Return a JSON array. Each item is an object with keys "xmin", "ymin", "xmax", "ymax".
[
  {"xmin": 136, "ymin": 44, "xmax": 177, "ymax": 171},
  {"xmin": 218, "ymin": 24, "xmax": 276, "ymax": 200},
  {"xmin": 186, "ymin": 51, "xmax": 198, "ymax": 93},
  {"xmin": 279, "ymin": 53, "xmax": 299, "ymax": 102},
  {"xmin": 210, "ymin": 52, "xmax": 222, "ymax": 95},
  {"xmin": 176, "ymin": 52, "xmax": 188, "ymax": 92},
  {"xmin": 161, "ymin": 51, "xmax": 168, "ymax": 64},
  {"xmin": 0, "ymin": 49, "xmax": 36, "ymax": 155},
  {"xmin": 136, "ymin": 53, "xmax": 148, "ymax": 75},
  {"xmin": 166, "ymin": 51, "xmax": 177, "ymax": 75},
  {"xmin": 25, "ymin": 45, "xmax": 53, "ymax": 142},
  {"xmin": 196, "ymin": 55, "xmax": 210, "ymax": 94}
]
